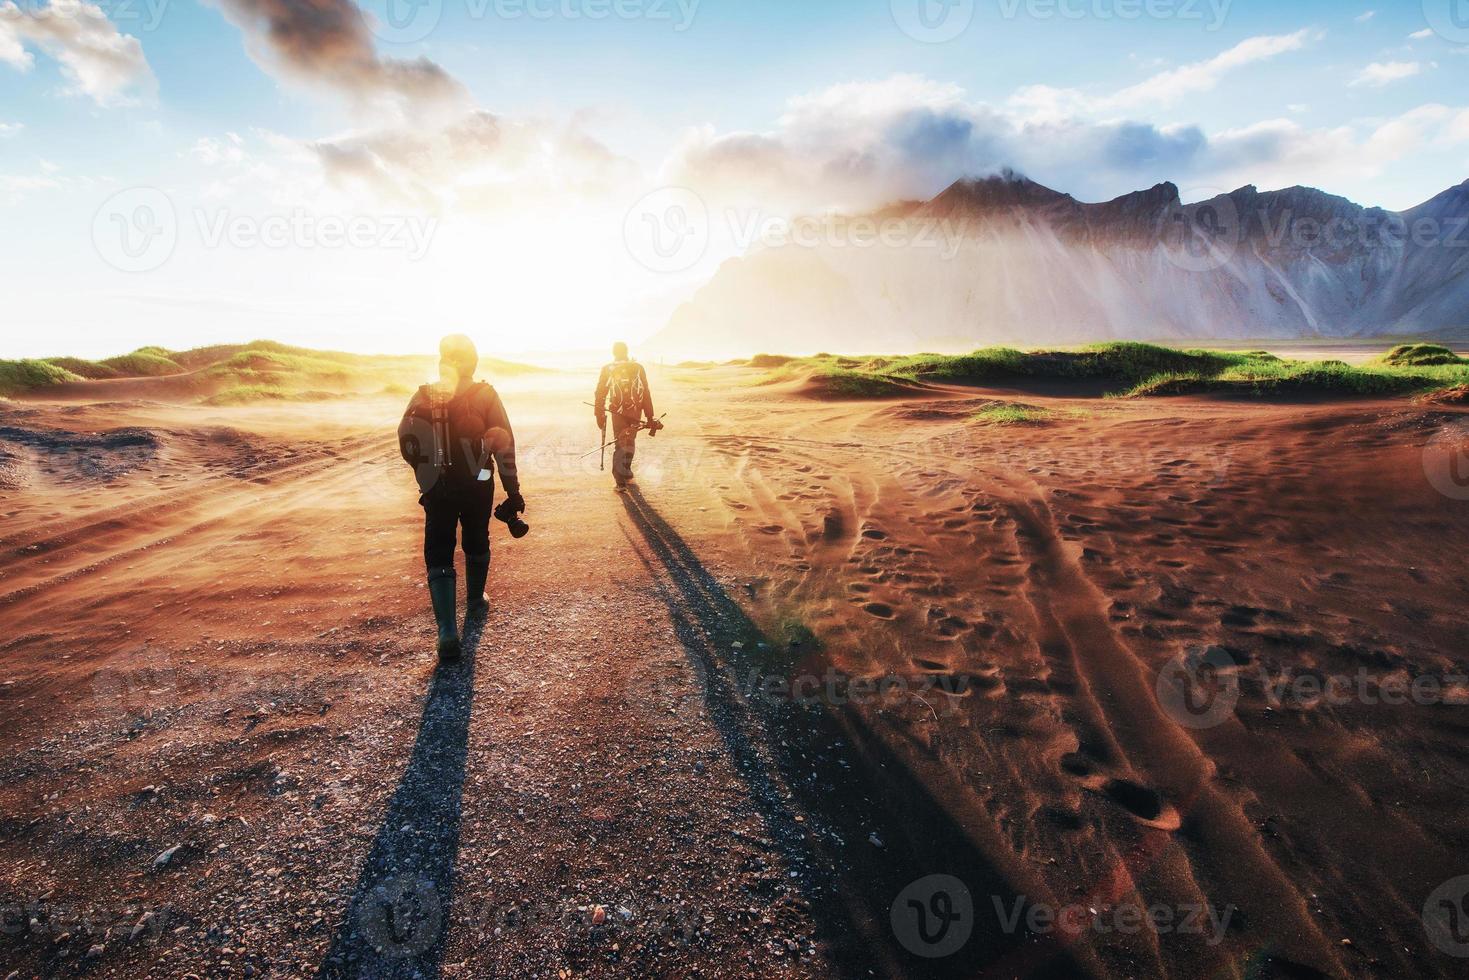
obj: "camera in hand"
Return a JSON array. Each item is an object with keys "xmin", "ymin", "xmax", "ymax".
[{"xmin": 494, "ymin": 498, "xmax": 530, "ymax": 539}]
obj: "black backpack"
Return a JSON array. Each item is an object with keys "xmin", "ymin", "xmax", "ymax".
[{"xmin": 404, "ymin": 382, "xmax": 493, "ymax": 491}]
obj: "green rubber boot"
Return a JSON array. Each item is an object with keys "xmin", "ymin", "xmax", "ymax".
[
  {"xmin": 428, "ymin": 568, "xmax": 461, "ymax": 663},
  {"xmin": 465, "ymin": 555, "xmax": 490, "ymax": 619}
]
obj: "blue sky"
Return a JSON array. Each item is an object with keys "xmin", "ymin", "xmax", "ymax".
[{"xmin": 2, "ymin": 0, "xmax": 1466, "ymax": 356}]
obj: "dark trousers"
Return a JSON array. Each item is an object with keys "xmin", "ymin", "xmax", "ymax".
[
  {"xmin": 611, "ymin": 414, "xmax": 639, "ymax": 485},
  {"xmin": 422, "ymin": 480, "xmax": 493, "ymax": 576}
]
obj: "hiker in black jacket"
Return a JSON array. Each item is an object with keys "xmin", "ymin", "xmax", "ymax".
[{"xmin": 398, "ymin": 334, "xmax": 524, "ymax": 661}]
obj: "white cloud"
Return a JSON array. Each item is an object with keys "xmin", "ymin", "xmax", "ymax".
[
  {"xmin": 0, "ymin": 121, "xmax": 22, "ymax": 137},
  {"xmin": 0, "ymin": 0, "xmax": 155, "ymax": 106},
  {"xmin": 311, "ymin": 111, "xmax": 635, "ymax": 215},
  {"xmin": 207, "ymin": 0, "xmax": 632, "ymax": 215},
  {"xmin": 0, "ymin": 160, "xmax": 107, "ymax": 206},
  {"xmin": 1354, "ymin": 10, "xmax": 1375, "ymax": 23},
  {"xmin": 1012, "ymin": 30, "xmax": 1317, "ymax": 116},
  {"xmin": 1351, "ymin": 61, "xmax": 1424, "ymax": 87},
  {"xmin": 1410, "ymin": 29, "xmax": 1433, "ymax": 40},
  {"xmin": 666, "ymin": 74, "xmax": 1469, "ymax": 213},
  {"xmin": 188, "ymin": 132, "xmax": 247, "ymax": 167}
]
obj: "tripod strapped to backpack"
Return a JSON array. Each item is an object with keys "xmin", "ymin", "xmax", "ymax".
[{"xmin": 582, "ymin": 403, "xmax": 666, "ymax": 462}]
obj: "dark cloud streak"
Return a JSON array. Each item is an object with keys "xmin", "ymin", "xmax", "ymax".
[{"xmin": 209, "ymin": 0, "xmax": 464, "ymax": 111}]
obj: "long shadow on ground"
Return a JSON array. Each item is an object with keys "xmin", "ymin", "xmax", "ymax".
[
  {"xmin": 317, "ymin": 615, "xmax": 482, "ymax": 979},
  {"xmin": 620, "ymin": 487, "xmax": 1087, "ymax": 978}
]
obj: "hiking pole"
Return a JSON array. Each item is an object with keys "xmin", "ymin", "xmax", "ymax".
[
  {"xmin": 578, "ymin": 416, "xmax": 669, "ymax": 460},
  {"xmin": 582, "ymin": 436, "xmax": 620, "ymax": 461},
  {"xmin": 599, "ymin": 418, "xmax": 607, "ymax": 472}
]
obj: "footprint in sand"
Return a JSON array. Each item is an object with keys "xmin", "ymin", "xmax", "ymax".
[
  {"xmin": 862, "ymin": 601, "xmax": 896, "ymax": 619},
  {"xmin": 1101, "ymin": 778, "xmax": 1183, "ymax": 832}
]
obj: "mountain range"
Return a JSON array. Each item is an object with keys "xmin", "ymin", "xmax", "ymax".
[{"xmin": 648, "ymin": 171, "xmax": 1469, "ymax": 357}]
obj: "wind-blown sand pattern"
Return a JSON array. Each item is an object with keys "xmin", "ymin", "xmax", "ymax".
[{"xmin": 1, "ymin": 366, "xmax": 1467, "ymax": 978}]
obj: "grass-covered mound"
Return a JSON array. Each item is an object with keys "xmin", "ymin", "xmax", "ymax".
[
  {"xmin": 1376, "ymin": 344, "xmax": 1465, "ymax": 367},
  {"xmin": 758, "ymin": 356, "xmax": 924, "ymax": 399},
  {"xmin": 100, "ymin": 349, "xmax": 184, "ymax": 376},
  {"xmin": 801, "ymin": 368, "xmax": 921, "ymax": 399},
  {"xmin": 756, "ymin": 342, "xmax": 1469, "ymax": 400},
  {"xmin": 0, "ymin": 340, "xmax": 548, "ymax": 402},
  {"xmin": 0, "ymin": 359, "xmax": 83, "ymax": 396}
]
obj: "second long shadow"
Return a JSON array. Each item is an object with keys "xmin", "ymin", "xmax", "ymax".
[{"xmin": 621, "ymin": 487, "xmax": 1085, "ymax": 978}]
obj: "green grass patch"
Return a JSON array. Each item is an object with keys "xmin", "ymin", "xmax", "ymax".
[
  {"xmin": 973, "ymin": 403, "xmax": 1057, "ymax": 425},
  {"xmin": 754, "ymin": 342, "xmax": 1469, "ymax": 400},
  {"xmin": 202, "ymin": 385, "xmax": 343, "ymax": 406},
  {"xmin": 777, "ymin": 617, "xmax": 821, "ymax": 653}
]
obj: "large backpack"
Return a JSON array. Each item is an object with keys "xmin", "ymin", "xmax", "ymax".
[
  {"xmin": 604, "ymin": 361, "xmax": 646, "ymax": 420},
  {"xmin": 404, "ymin": 381, "xmax": 494, "ymax": 491}
]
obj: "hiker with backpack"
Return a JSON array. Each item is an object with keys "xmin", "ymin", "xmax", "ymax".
[
  {"xmin": 594, "ymin": 341, "xmax": 663, "ymax": 491},
  {"xmin": 398, "ymin": 334, "xmax": 525, "ymax": 662}
]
